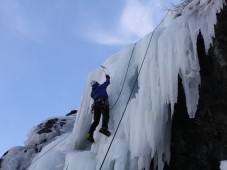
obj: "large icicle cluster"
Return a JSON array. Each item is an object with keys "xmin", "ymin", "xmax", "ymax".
[{"xmin": 27, "ymin": 0, "xmax": 225, "ymax": 170}]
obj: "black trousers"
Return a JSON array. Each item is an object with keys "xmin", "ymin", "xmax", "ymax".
[{"xmin": 89, "ymin": 98, "xmax": 109, "ymax": 135}]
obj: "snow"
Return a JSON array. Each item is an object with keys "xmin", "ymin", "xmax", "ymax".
[
  {"xmin": 0, "ymin": 146, "xmax": 36, "ymax": 170},
  {"xmin": 27, "ymin": 132, "xmax": 74, "ymax": 170},
  {"xmin": 1, "ymin": 0, "xmax": 226, "ymax": 170},
  {"xmin": 25, "ymin": 116, "xmax": 75, "ymax": 151},
  {"xmin": 0, "ymin": 116, "xmax": 75, "ymax": 170},
  {"xmin": 64, "ymin": 151, "xmax": 96, "ymax": 170},
  {"xmin": 220, "ymin": 161, "xmax": 227, "ymax": 170}
]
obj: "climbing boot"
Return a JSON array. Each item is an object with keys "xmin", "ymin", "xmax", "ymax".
[
  {"xmin": 99, "ymin": 127, "xmax": 111, "ymax": 137},
  {"xmin": 86, "ymin": 133, "xmax": 95, "ymax": 143}
]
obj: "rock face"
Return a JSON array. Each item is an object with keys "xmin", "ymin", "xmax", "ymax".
[{"xmin": 165, "ymin": 4, "xmax": 227, "ymax": 170}]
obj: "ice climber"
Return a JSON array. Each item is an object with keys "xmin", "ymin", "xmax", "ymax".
[{"xmin": 87, "ymin": 74, "xmax": 111, "ymax": 143}]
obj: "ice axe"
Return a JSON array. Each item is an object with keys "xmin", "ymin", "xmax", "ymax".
[{"xmin": 100, "ymin": 65, "xmax": 107, "ymax": 75}]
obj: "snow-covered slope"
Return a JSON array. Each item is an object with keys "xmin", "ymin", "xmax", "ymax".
[
  {"xmin": 0, "ymin": 113, "xmax": 76, "ymax": 170},
  {"xmin": 3, "ymin": 0, "xmax": 226, "ymax": 170}
]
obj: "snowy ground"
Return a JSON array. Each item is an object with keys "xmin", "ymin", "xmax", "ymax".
[{"xmin": 0, "ymin": 115, "xmax": 76, "ymax": 170}]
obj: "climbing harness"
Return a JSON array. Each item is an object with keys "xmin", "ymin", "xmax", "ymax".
[{"xmin": 95, "ymin": 97, "xmax": 109, "ymax": 109}]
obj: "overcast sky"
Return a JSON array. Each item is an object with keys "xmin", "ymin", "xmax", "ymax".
[{"xmin": 0, "ymin": 0, "xmax": 180, "ymax": 156}]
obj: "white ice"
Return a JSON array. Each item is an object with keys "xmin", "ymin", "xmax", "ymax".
[
  {"xmin": 220, "ymin": 161, "xmax": 227, "ymax": 170},
  {"xmin": 19, "ymin": 0, "xmax": 226, "ymax": 170}
]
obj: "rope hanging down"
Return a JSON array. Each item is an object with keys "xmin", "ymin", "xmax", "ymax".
[
  {"xmin": 110, "ymin": 43, "xmax": 137, "ymax": 110},
  {"xmin": 24, "ymin": 34, "xmax": 137, "ymax": 170},
  {"xmin": 99, "ymin": 11, "xmax": 170, "ymax": 170},
  {"xmin": 24, "ymin": 38, "xmax": 137, "ymax": 170},
  {"xmin": 24, "ymin": 10, "xmax": 168, "ymax": 170}
]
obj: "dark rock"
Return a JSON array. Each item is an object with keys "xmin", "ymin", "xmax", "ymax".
[
  {"xmin": 66, "ymin": 110, "xmax": 77, "ymax": 116},
  {"xmin": 37, "ymin": 118, "xmax": 59, "ymax": 134},
  {"xmin": 2, "ymin": 151, "xmax": 8, "ymax": 157},
  {"xmin": 165, "ymin": 4, "xmax": 227, "ymax": 170}
]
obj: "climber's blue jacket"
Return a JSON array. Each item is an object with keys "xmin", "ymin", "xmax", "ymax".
[{"xmin": 91, "ymin": 78, "xmax": 110, "ymax": 101}]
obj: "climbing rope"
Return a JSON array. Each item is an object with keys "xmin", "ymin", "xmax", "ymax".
[
  {"xmin": 110, "ymin": 43, "xmax": 137, "ymax": 110},
  {"xmin": 25, "ymin": 132, "xmax": 72, "ymax": 169},
  {"xmin": 23, "ymin": 35, "xmax": 136, "ymax": 170},
  {"xmin": 24, "ymin": 35, "xmax": 137, "ymax": 170},
  {"xmin": 99, "ymin": 10, "xmax": 170, "ymax": 170},
  {"xmin": 24, "ymin": 9, "xmax": 169, "ymax": 170}
]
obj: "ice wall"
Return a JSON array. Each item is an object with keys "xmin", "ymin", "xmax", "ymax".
[
  {"xmin": 27, "ymin": 0, "xmax": 225, "ymax": 170},
  {"xmin": 220, "ymin": 161, "xmax": 227, "ymax": 170},
  {"xmin": 71, "ymin": 0, "xmax": 225, "ymax": 169}
]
